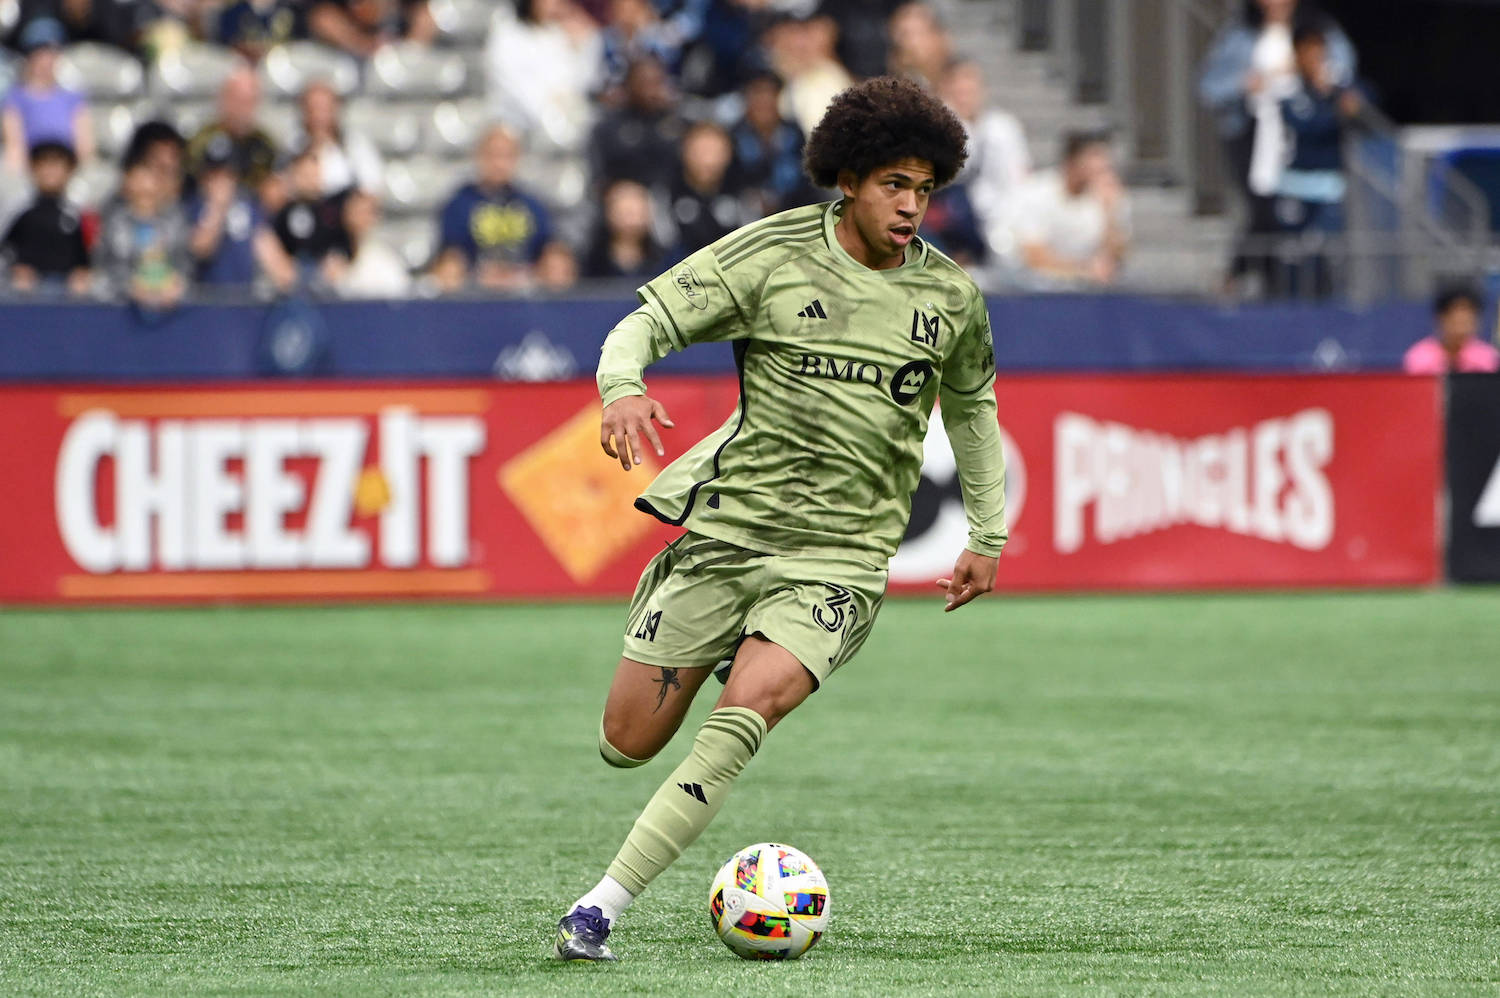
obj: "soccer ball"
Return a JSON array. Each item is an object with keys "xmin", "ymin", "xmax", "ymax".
[{"xmin": 708, "ymin": 842, "xmax": 829, "ymax": 960}]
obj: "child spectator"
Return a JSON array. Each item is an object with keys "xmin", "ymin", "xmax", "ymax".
[
  {"xmin": 187, "ymin": 133, "xmax": 295, "ymax": 293},
  {"xmin": 272, "ymin": 142, "xmax": 351, "ymax": 287},
  {"xmin": 1009, "ymin": 131, "xmax": 1131, "ymax": 287},
  {"xmin": 1, "ymin": 18, "xmax": 93, "ymax": 176},
  {"xmin": 431, "ymin": 125, "xmax": 552, "ymax": 292},
  {"xmin": 296, "ymin": 79, "xmax": 384, "ymax": 199},
  {"xmin": 217, "ymin": 0, "xmax": 304, "ymax": 64},
  {"xmin": 1272, "ymin": 20, "xmax": 1363, "ymax": 299},
  {"xmin": 534, "ymin": 239, "xmax": 579, "ymax": 291},
  {"xmin": 583, "ymin": 178, "xmax": 664, "ymax": 281},
  {"xmin": 1403, "ymin": 286, "xmax": 1500, "ymax": 375},
  {"xmin": 337, "ymin": 188, "xmax": 411, "ymax": 298},
  {"xmin": 123, "ymin": 120, "xmax": 187, "ymax": 206},
  {"xmin": 728, "ymin": 71, "xmax": 814, "ymax": 216},
  {"xmin": 96, "ymin": 156, "xmax": 192, "ymax": 310},
  {"xmin": 1, "ymin": 140, "xmax": 90, "ymax": 294},
  {"xmin": 667, "ymin": 121, "xmax": 744, "ymax": 256}
]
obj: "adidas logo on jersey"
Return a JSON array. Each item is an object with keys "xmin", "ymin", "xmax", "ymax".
[{"xmin": 797, "ymin": 299, "xmax": 828, "ymax": 320}]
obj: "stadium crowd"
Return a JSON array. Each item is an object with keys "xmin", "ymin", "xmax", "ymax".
[{"xmin": 0, "ymin": 0, "xmax": 1143, "ymax": 303}]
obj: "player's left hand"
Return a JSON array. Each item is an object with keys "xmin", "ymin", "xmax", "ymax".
[{"xmin": 936, "ymin": 549, "xmax": 999, "ymax": 612}]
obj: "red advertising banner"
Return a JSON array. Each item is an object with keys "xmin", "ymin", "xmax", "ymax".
[{"xmin": 0, "ymin": 375, "xmax": 1440, "ymax": 603}]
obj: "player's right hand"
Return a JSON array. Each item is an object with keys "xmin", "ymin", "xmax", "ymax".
[{"xmin": 601, "ymin": 394, "xmax": 675, "ymax": 471}]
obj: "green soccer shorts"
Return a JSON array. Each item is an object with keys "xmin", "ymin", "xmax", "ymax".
[{"xmin": 620, "ymin": 532, "xmax": 889, "ymax": 688}]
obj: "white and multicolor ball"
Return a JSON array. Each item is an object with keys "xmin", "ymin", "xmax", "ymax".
[{"xmin": 708, "ymin": 842, "xmax": 829, "ymax": 960}]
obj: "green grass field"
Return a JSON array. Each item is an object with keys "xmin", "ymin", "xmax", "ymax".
[{"xmin": 2, "ymin": 591, "xmax": 1498, "ymax": 996}]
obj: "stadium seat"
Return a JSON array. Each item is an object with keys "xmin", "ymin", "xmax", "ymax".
[
  {"xmin": 167, "ymin": 100, "xmax": 217, "ymax": 141},
  {"xmin": 346, "ymin": 99, "xmax": 422, "ymax": 158},
  {"xmin": 261, "ymin": 42, "xmax": 362, "ymax": 102},
  {"xmin": 92, "ymin": 102, "xmax": 140, "ymax": 159},
  {"xmin": 56, "ymin": 43, "xmax": 144, "ymax": 101},
  {"xmin": 67, "ymin": 159, "xmax": 119, "ymax": 208},
  {"xmin": 149, "ymin": 42, "xmax": 242, "ymax": 100},
  {"xmin": 367, "ymin": 43, "xmax": 468, "ymax": 100},
  {"xmin": 257, "ymin": 102, "xmax": 300, "ymax": 151},
  {"xmin": 375, "ymin": 218, "xmax": 438, "ymax": 272},
  {"xmin": 430, "ymin": 0, "xmax": 495, "ymax": 42},
  {"xmin": 384, "ymin": 156, "xmax": 466, "ymax": 216},
  {"xmin": 427, "ymin": 98, "xmax": 488, "ymax": 159}
]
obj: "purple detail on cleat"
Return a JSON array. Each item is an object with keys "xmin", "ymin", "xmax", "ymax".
[{"xmin": 565, "ymin": 905, "xmax": 611, "ymax": 939}]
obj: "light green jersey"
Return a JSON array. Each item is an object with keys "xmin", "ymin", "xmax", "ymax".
[{"xmin": 597, "ymin": 201, "xmax": 1008, "ymax": 562}]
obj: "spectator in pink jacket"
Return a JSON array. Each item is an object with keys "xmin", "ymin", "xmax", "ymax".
[{"xmin": 1403, "ymin": 286, "xmax": 1500, "ymax": 375}]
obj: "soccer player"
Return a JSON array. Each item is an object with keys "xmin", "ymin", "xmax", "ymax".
[{"xmin": 552, "ymin": 77, "xmax": 1008, "ymax": 961}]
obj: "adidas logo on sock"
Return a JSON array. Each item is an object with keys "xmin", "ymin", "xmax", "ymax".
[
  {"xmin": 796, "ymin": 299, "xmax": 828, "ymax": 320},
  {"xmin": 678, "ymin": 782, "xmax": 708, "ymax": 804}
]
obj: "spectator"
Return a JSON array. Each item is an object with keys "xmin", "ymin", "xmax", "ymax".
[
  {"xmin": 764, "ymin": 14, "xmax": 853, "ymax": 138},
  {"xmin": 43, "ymin": 0, "xmax": 154, "ymax": 53},
  {"xmin": 599, "ymin": 0, "xmax": 689, "ymax": 97},
  {"xmin": 431, "ymin": 125, "xmax": 552, "ymax": 293},
  {"xmin": 534, "ymin": 238, "xmax": 579, "ymax": 291},
  {"xmin": 939, "ymin": 59, "xmax": 1030, "ymax": 261},
  {"xmin": 1272, "ymin": 20, "xmax": 1365, "ymax": 300},
  {"xmin": 1008, "ymin": 131, "xmax": 1130, "ymax": 287},
  {"xmin": 307, "ymin": 0, "xmax": 436, "ymax": 60},
  {"xmin": 96, "ymin": 155, "xmax": 192, "ymax": 309},
  {"xmin": 337, "ymin": 188, "xmax": 410, "ymax": 298},
  {"xmin": 484, "ymin": 0, "xmax": 601, "ymax": 161},
  {"xmin": 1, "ymin": 18, "xmax": 92, "ymax": 176},
  {"xmin": 296, "ymin": 79, "xmax": 383, "ymax": 198},
  {"xmin": 271, "ymin": 142, "xmax": 351, "ymax": 286},
  {"xmin": 887, "ymin": 2, "xmax": 950, "ymax": 89},
  {"xmin": 1, "ymin": 140, "xmax": 90, "ymax": 294},
  {"xmin": 186, "ymin": 67, "xmax": 280, "ymax": 202},
  {"xmin": 727, "ymin": 70, "xmax": 814, "ymax": 215},
  {"xmin": 124, "ymin": 120, "xmax": 187, "ymax": 205},
  {"xmin": 819, "ymin": 0, "xmax": 903, "ymax": 80},
  {"xmin": 920, "ymin": 183, "xmax": 986, "ymax": 267},
  {"xmin": 217, "ymin": 0, "xmax": 304, "ymax": 64},
  {"xmin": 1403, "ymin": 286, "xmax": 1500, "ymax": 375},
  {"xmin": 1198, "ymin": 0, "xmax": 1354, "ymax": 296},
  {"xmin": 187, "ymin": 132, "xmax": 295, "ymax": 293},
  {"xmin": 583, "ymin": 178, "xmax": 663, "ymax": 280},
  {"xmin": 667, "ymin": 120, "xmax": 744, "ymax": 255},
  {"xmin": 591, "ymin": 56, "xmax": 684, "ymax": 193}
]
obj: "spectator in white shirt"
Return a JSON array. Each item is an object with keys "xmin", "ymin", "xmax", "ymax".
[
  {"xmin": 938, "ymin": 59, "xmax": 1030, "ymax": 261},
  {"xmin": 1009, "ymin": 131, "xmax": 1130, "ymax": 287},
  {"xmin": 297, "ymin": 80, "xmax": 384, "ymax": 198},
  {"xmin": 337, "ymin": 188, "xmax": 411, "ymax": 298},
  {"xmin": 485, "ymin": 0, "xmax": 602, "ymax": 160}
]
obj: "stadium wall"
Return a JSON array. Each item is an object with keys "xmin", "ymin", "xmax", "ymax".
[
  {"xmin": 0, "ymin": 374, "xmax": 1451, "ymax": 604},
  {"xmin": 0, "ymin": 295, "xmax": 1431, "ymax": 380}
]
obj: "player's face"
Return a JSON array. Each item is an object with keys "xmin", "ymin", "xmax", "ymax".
[{"xmin": 837, "ymin": 158, "xmax": 936, "ymax": 270}]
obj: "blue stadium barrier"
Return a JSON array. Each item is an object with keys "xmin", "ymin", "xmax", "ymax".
[{"xmin": 0, "ymin": 294, "xmax": 1430, "ymax": 381}]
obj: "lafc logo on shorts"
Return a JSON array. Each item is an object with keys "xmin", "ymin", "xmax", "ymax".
[{"xmin": 633, "ymin": 609, "xmax": 662, "ymax": 641}]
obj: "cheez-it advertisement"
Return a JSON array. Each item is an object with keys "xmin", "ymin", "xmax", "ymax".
[{"xmin": 0, "ymin": 375, "xmax": 1440, "ymax": 602}]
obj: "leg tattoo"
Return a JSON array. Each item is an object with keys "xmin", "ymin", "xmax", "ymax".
[{"xmin": 651, "ymin": 667, "xmax": 681, "ymax": 713}]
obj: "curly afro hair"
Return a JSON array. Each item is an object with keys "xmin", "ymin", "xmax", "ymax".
[{"xmin": 803, "ymin": 76, "xmax": 969, "ymax": 190}]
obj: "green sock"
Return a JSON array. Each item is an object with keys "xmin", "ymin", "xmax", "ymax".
[{"xmin": 605, "ymin": 706, "xmax": 767, "ymax": 895}]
